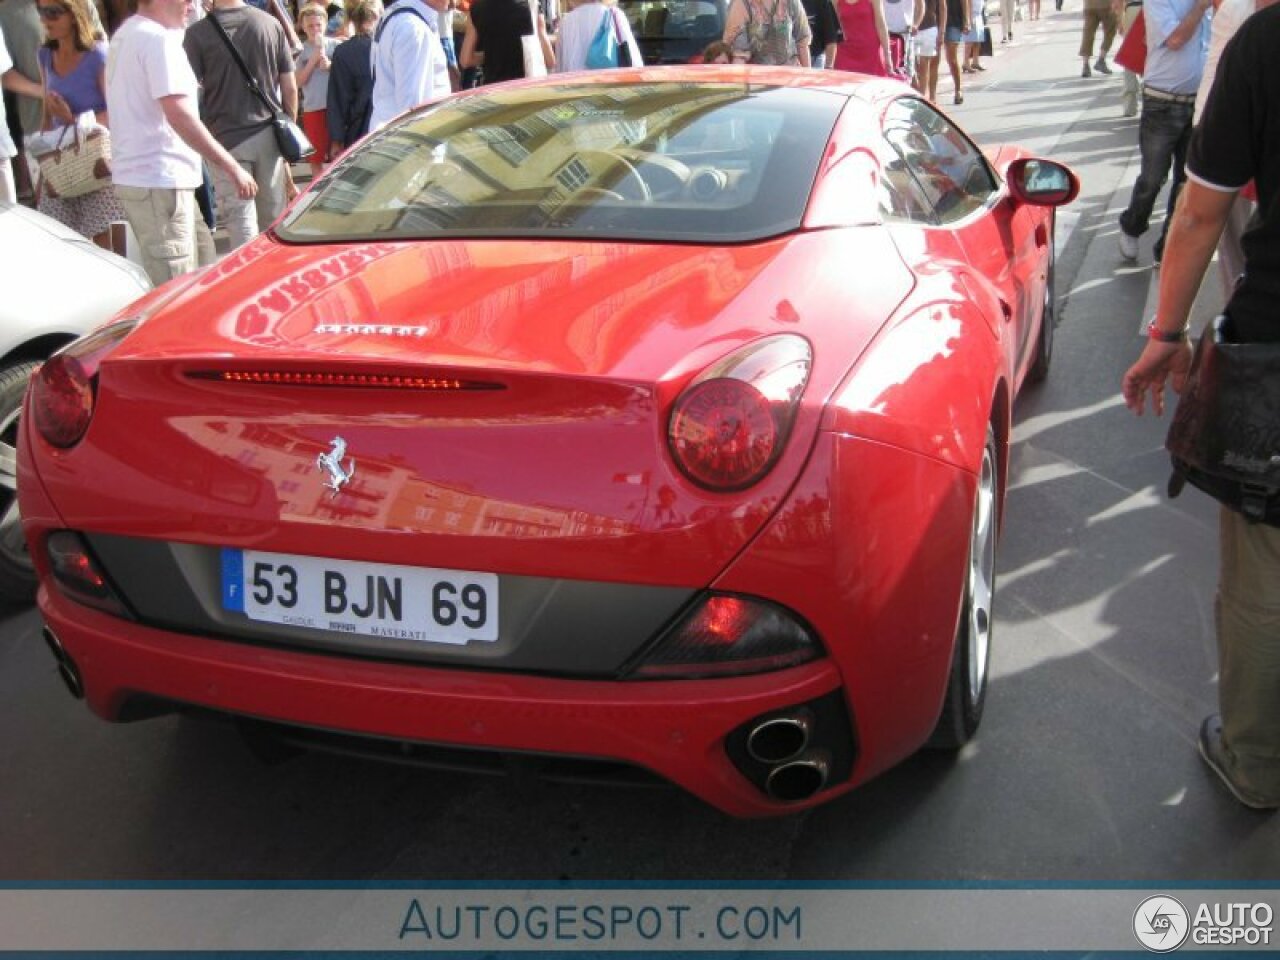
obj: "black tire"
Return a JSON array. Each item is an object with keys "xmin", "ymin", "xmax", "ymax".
[
  {"xmin": 0, "ymin": 360, "xmax": 41, "ymax": 607},
  {"xmin": 1028, "ymin": 214, "xmax": 1056, "ymax": 384},
  {"xmin": 928, "ymin": 425, "xmax": 997, "ymax": 749}
]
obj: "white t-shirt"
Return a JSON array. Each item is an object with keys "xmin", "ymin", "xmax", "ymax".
[
  {"xmin": 1193, "ymin": 0, "xmax": 1253, "ymax": 125},
  {"xmin": 0, "ymin": 37, "xmax": 16, "ymax": 160},
  {"xmin": 106, "ymin": 14, "xmax": 203, "ymax": 189},
  {"xmin": 883, "ymin": 0, "xmax": 915, "ymax": 34}
]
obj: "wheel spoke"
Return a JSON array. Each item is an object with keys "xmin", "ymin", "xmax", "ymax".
[
  {"xmin": 967, "ymin": 445, "xmax": 997, "ymax": 704},
  {"xmin": 0, "ymin": 411, "xmax": 20, "ymax": 493},
  {"xmin": 0, "ymin": 495, "xmax": 31, "ymax": 565}
]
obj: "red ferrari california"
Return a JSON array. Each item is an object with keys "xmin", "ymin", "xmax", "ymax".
[{"xmin": 19, "ymin": 68, "xmax": 1077, "ymax": 817}]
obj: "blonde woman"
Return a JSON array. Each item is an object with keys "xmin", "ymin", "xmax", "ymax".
[
  {"xmin": 296, "ymin": 2, "xmax": 338, "ymax": 173},
  {"xmin": 554, "ymin": 0, "xmax": 639, "ymax": 72},
  {"xmin": 722, "ymin": 0, "xmax": 813, "ymax": 65},
  {"xmin": 35, "ymin": 0, "xmax": 126, "ymax": 248}
]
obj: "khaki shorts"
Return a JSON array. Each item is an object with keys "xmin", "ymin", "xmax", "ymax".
[{"xmin": 115, "ymin": 185, "xmax": 197, "ymax": 286}]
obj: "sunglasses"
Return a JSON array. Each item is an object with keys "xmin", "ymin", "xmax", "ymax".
[{"xmin": 37, "ymin": 5, "xmax": 69, "ymax": 18}]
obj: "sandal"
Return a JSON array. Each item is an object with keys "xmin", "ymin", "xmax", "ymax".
[
  {"xmin": 953, "ymin": 92, "xmax": 964, "ymax": 104},
  {"xmin": 962, "ymin": 65, "xmax": 974, "ymax": 73},
  {"xmin": 972, "ymin": 63, "xmax": 987, "ymax": 71}
]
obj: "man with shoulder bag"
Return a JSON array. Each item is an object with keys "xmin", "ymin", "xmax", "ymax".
[
  {"xmin": 184, "ymin": 0, "xmax": 297, "ymax": 251},
  {"xmin": 1121, "ymin": 5, "xmax": 1280, "ymax": 811}
]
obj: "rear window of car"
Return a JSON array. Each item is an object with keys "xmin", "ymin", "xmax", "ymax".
[{"xmin": 276, "ymin": 82, "xmax": 843, "ymax": 245}]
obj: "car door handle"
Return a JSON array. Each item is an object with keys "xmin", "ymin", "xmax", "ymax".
[{"xmin": 1000, "ymin": 299, "xmax": 1012, "ymax": 322}]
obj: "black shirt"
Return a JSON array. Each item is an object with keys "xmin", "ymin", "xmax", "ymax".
[
  {"xmin": 1188, "ymin": 4, "xmax": 1280, "ymax": 341},
  {"xmin": 918, "ymin": 0, "xmax": 945, "ymax": 32},
  {"xmin": 801, "ymin": 0, "xmax": 843, "ymax": 56},
  {"xmin": 470, "ymin": 0, "xmax": 533, "ymax": 84}
]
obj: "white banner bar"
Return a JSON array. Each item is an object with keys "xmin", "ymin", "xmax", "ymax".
[{"xmin": 0, "ymin": 889, "xmax": 1275, "ymax": 951}]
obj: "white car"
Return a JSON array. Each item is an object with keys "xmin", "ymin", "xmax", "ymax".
[{"xmin": 0, "ymin": 202, "xmax": 151, "ymax": 605}]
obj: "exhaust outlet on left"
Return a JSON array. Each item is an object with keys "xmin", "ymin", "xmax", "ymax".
[{"xmin": 42, "ymin": 626, "xmax": 84, "ymax": 699}]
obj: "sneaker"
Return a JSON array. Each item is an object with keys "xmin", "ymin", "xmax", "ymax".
[
  {"xmin": 1118, "ymin": 230, "xmax": 1138, "ymax": 260},
  {"xmin": 1081, "ymin": 61, "xmax": 1092, "ymax": 78},
  {"xmin": 1095, "ymin": 56, "xmax": 1112, "ymax": 74},
  {"xmin": 1198, "ymin": 715, "xmax": 1280, "ymax": 810}
]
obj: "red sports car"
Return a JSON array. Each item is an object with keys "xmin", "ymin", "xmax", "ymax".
[{"xmin": 20, "ymin": 68, "xmax": 1077, "ymax": 817}]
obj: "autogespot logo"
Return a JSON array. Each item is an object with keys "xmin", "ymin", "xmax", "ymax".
[{"xmin": 1134, "ymin": 895, "xmax": 1191, "ymax": 952}]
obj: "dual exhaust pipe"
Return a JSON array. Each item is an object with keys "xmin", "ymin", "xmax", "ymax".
[
  {"xmin": 42, "ymin": 626, "xmax": 83, "ymax": 700},
  {"xmin": 745, "ymin": 709, "xmax": 829, "ymax": 803}
]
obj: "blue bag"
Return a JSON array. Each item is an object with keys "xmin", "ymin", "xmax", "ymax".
[{"xmin": 585, "ymin": 9, "xmax": 618, "ymax": 69}]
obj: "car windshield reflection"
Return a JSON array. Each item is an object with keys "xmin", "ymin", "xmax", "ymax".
[{"xmin": 276, "ymin": 82, "xmax": 843, "ymax": 245}]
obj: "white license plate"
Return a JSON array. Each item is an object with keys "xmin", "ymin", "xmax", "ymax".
[{"xmin": 221, "ymin": 549, "xmax": 499, "ymax": 644}]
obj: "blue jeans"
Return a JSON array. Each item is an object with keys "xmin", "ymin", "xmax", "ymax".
[{"xmin": 1119, "ymin": 96, "xmax": 1193, "ymax": 252}]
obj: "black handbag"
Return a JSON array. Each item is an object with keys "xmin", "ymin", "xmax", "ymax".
[
  {"xmin": 206, "ymin": 12, "xmax": 316, "ymax": 163},
  {"xmin": 1165, "ymin": 314, "xmax": 1280, "ymax": 525}
]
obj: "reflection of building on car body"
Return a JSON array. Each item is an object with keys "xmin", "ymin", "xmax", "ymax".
[{"xmin": 19, "ymin": 69, "xmax": 1077, "ymax": 817}]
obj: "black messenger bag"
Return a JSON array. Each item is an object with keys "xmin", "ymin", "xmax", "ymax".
[{"xmin": 1165, "ymin": 314, "xmax": 1280, "ymax": 526}]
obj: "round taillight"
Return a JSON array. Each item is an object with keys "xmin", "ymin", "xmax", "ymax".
[
  {"xmin": 31, "ymin": 354, "xmax": 94, "ymax": 448},
  {"xmin": 29, "ymin": 317, "xmax": 139, "ymax": 450},
  {"xmin": 669, "ymin": 377, "xmax": 778, "ymax": 490}
]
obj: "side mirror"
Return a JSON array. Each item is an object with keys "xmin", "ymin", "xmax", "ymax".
[{"xmin": 1006, "ymin": 158, "xmax": 1080, "ymax": 207}]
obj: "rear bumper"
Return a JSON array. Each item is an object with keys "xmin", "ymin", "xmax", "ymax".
[{"xmin": 39, "ymin": 586, "xmax": 847, "ymax": 817}]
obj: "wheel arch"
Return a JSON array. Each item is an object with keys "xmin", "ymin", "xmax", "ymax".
[{"xmin": 1, "ymin": 333, "xmax": 78, "ymax": 369}]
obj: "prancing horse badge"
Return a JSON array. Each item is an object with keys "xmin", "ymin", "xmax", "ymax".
[{"xmin": 317, "ymin": 436, "xmax": 356, "ymax": 494}]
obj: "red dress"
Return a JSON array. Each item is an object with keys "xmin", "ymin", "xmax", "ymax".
[{"xmin": 834, "ymin": 0, "xmax": 887, "ymax": 76}]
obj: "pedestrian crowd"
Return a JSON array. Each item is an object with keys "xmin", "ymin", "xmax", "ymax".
[
  {"xmin": 0, "ymin": 0, "xmax": 1073, "ymax": 281},
  {"xmin": 724, "ymin": 0, "xmax": 1033, "ymax": 106}
]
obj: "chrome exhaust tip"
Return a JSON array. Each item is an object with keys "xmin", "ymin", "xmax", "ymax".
[
  {"xmin": 746, "ymin": 709, "xmax": 813, "ymax": 765},
  {"xmin": 765, "ymin": 749, "xmax": 830, "ymax": 803},
  {"xmin": 42, "ymin": 626, "xmax": 84, "ymax": 700}
]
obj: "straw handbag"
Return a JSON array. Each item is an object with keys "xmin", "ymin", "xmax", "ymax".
[{"xmin": 35, "ymin": 124, "xmax": 112, "ymax": 200}]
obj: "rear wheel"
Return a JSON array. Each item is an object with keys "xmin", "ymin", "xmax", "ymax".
[
  {"xmin": 0, "ymin": 360, "xmax": 41, "ymax": 607},
  {"xmin": 1028, "ymin": 215, "xmax": 1056, "ymax": 383},
  {"xmin": 928, "ymin": 425, "xmax": 997, "ymax": 749}
]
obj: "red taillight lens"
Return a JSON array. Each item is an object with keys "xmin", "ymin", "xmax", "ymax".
[
  {"xmin": 46, "ymin": 530, "xmax": 131, "ymax": 617},
  {"xmin": 31, "ymin": 319, "xmax": 137, "ymax": 449},
  {"xmin": 31, "ymin": 354, "xmax": 93, "ymax": 448},
  {"xmin": 670, "ymin": 378, "xmax": 777, "ymax": 490},
  {"xmin": 627, "ymin": 594, "xmax": 820, "ymax": 679},
  {"xmin": 668, "ymin": 334, "xmax": 812, "ymax": 491}
]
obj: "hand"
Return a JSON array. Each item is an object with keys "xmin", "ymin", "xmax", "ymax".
[
  {"xmin": 46, "ymin": 90, "xmax": 73, "ymax": 125},
  {"xmin": 228, "ymin": 164, "xmax": 258, "ymax": 200},
  {"xmin": 1121, "ymin": 339, "xmax": 1194, "ymax": 416}
]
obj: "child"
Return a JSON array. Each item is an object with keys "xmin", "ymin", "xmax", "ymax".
[{"xmin": 295, "ymin": 2, "xmax": 339, "ymax": 175}]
